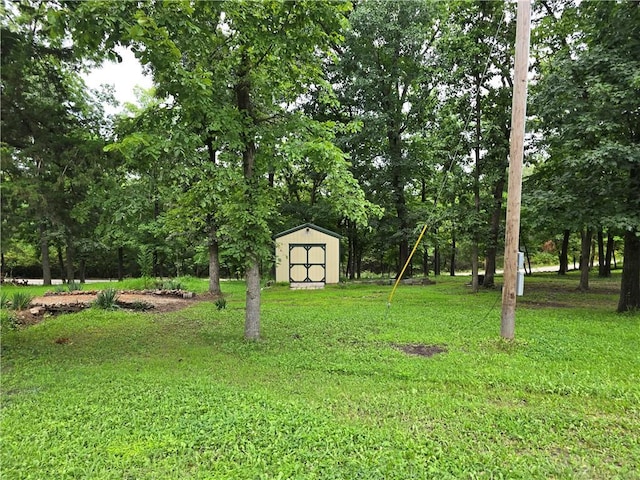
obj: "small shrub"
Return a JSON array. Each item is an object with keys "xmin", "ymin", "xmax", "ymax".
[
  {"xmin": 215, "ymin": 297, "xmax": 227, "ymax": 311},
  {"xmin": 156, "ymin": 279, "xmax": 182, "ymax": 291},
  {"xmin": 93, "ymin": 289, "xmax": 119, "ymax": 310},
  {"xmin": 129, "ymin": 301, "xmax": 153, "ymax": 311},
  {"xmin": 54, "ymin": 285, "xmax": 66, "ymax": 293},
  {"xmin": 67, "ymin": 281, "xmax": 82, "ymax": 292},
  {"xmin": 11, "ymin": 292, "xmax": 33, "ymax": 311},
  {"xmin": 0, "ymin": 310, "xmax": 17, "ymax": 331},
  {"xmin": 0, "ymin": 292, "xmax": 10, "ymax": 309},
  {"xmin": 137, "ymin": 246, "xmax": 154, "ymax": 279}
]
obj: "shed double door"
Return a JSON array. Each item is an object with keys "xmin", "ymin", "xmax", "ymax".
[{"xmin": 289, "ymin": 243, "xmax": 326, "ymax": 283}]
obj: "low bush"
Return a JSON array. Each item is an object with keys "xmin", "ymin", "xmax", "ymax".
[
  {"xmin": 215, "ymin": 297, "xmax": 227, "ymax": 310},
  {"xmin": 10, "ymin": 292, "xmax": 33, "ymax": 310},
  {"xmin": 67, "ymin": 281, "xmax": 82, "ymax": 292},
  {"xmin": 92, "ymin": 288, "xmax": 119, "ymax": 310}
]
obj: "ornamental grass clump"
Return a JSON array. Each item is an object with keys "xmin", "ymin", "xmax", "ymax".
[
  {"xmin": 93, "ymin": 288, "xmax": 119, "ymax": 310},
  {"xmin": 10, "ymin": 292, "xmax": 33, "ymax": 310}
]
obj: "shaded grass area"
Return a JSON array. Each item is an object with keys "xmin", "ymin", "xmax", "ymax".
[{"xmin": 1, "ymin": 273, "xmax": 639, "ymax": 479}]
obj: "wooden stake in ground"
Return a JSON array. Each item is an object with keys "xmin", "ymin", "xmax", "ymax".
[{"xmin": 501, "ymin": 1, "xmax": 531, "ymax": 339}]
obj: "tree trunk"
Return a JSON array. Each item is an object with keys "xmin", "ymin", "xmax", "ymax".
[
  {"xmin": 117, "ymin": 247, "xmax": 124, "ymax": 281},
  {"xmin": 558, "ymin": 229, "xmax": 570, "ymax": 275},
  {"xmin": 236, "ymin": 50, "xmax": 262, "ymax": 340},
  {"xmin": 434, "ymin": 238, "xmax": 441, "ymax": 276},
  {"xmin": 450, "ymin": 227, "xmax": 456, "ymax": 276},
  {"xmin": 423, "ymin": 246, "xmax": 429, "ymax": 276},
  {"xmin": 471, "ymin": 74, "xmax": 481, "ymax": 293},
  {"xmin": 484, "ymin": 176, "xmax": 506, "ymax": 288},
  {"xmin": 39, "ymin": 223, "xmax": 52, "ymax": 286},
  {"xmin": 57, "ymin": 246, "xmax": 66, "ymax": 283},
  {"xmin": 65, "ymin": 235, "xmax": 75, "ymax": 284},
  {"xmin": 208, "ymin": 222, "xmax": 222, "ymax": 296},
  {"xmin": 79, "ymin": 258, "xmax": 86, "ymax": 283},
  {"xmin": 244, "ymin": 258, "xmax": 261, "ymax": 340},
  {"xmin": 388, "ymin": 129, "xmax": 409, "ymax": 276},
  {"xmin": 578, "ymin": 228, "xmax": 592, "ymax": 291},
  {"xmin": 597, "ymin": 229, "xmax": 605, "ymax": 277},
  {"xmin": 617, "ymin": 229, "xmax": 640, "ymax": 312},
  {"xmin": 604, "ymin": 232, "xmax": 614, "ymax": 277},
  {"xmin": 471, "ymin": 243, "xmax": 479, "ymax": 292}
]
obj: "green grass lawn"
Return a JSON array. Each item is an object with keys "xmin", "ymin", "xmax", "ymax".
[{"xmin": 1, "ymin": 273, "xmax": 638, "ymax": 479}]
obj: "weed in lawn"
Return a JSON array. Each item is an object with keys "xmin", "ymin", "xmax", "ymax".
[
  {"xmin": 93, "ymin": 288, "xmax": 119, "ymax": 310},
  {"xmin": 215, "ymin": 297, "xmax": 227, "ymax": 310}
]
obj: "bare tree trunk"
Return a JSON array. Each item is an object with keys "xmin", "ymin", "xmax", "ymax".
[
  {"xmin": 578, "ymin": 228, "xmax": 592, "ymax": 291},
  {"xmin": 618, "ymin": 229, "xmax": 640, "ymax": 312},
  {"xmin": 450, "ymin": 226, "xmax": 456, "ymax": 277},
  {"xmin": 79, "ymin": 258, "xmax": 86, "ymax": 283},
  {"xmin": 208, "ymin": 223, "xmax": 222, "ymax": 296},
  {"xmin": 423, "ymin": 246, "xmax": 429, "ymax": 277},
  {"xmin": 598, "ymin": 229, "xmax": 607, "ymax": 277},
  {"xmin": 244, "ymin": 258, "xmax": 261, "ymax": 340},
  {"xmin": 117, "ymin": 247, "xmax": 124, "ymax": 281},
  {"xmin": 57, "ymin": 246, "xmax": 66, "ymax": 283},
  {"xmin": 558, "ymin": 229, "xmax": 570, "ymax": 275},
  {"xmin": 65, "ymin": 234, "xmax": 75, "ymax": 284},
  {"xmin": 471, "ymin": 74, "xmax": 481, "ymax": 293},
  {"xmin": 40, "ymin": 223, "xmax": 52, "ymax": 286},
  {"xmin": 484, "ymin": 176, "xmax": 506, "ymax": 288},
  {"xmin": 236, "ymin": 50, "xmax": 262, "ymax": 340},
  {"xmin": 604, "ymin": 232, "xmax": 614, "ymax": 277}
]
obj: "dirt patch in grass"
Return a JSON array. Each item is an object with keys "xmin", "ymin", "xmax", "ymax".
[{"xmin": 394, "ymin": 343, "xmax": 447, "ymax": 357}]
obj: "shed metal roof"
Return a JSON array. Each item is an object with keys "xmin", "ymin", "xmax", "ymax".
[{"xmin": 274, "ymin": 223, "xmax": 342, "ymax": 240}]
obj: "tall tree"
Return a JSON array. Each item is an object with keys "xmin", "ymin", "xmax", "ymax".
[
  {"xmin": 330, "ymin": 0, "xmax": 445, "ymax": 276},
  {"xmin": 1, "ymin": 3, "xmax": 108, "ymax": 284},
  {"xmin": 531, "ymin": 1, "xmax": 640, "ymax": 308},
  {"xmin": 62, "ymin": 0, "xmax": 374, "ymax": 338}
]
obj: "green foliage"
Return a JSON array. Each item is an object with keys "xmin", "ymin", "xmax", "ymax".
[
  {"xmin": 10, "ymin": 292, "xmax": 33, "ymax": 310},
  {"xmin": 128, "ymin": 301, "xmax": 153, "ymax": 312},
  {"xmin": 92, "ymin": 289, "xmax": 119, "ymax": 310},
  {"xmin": 214, "ymin": 297, "xmax": 227, "ymax": 311},
  {"xmin": 0, "ymin": 292, "xmax": 10, "ymax": 309},
  {"xmin": 66, "ymin": 281, "xmax": 82, "ymax": 292},
  {"xmin": 137, "ymin": 246, "xmax": 154, "ymax": 279},
  {"xmin": 155, "ymin": 279, "xmax": 182, "ymax": 291},
  {"xmin": 0, "ymin": 309, "xmax": 17, "ymax": 331}
]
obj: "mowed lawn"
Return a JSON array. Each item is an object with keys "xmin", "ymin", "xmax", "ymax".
[{"xmin": 1, "ymin": 273, "xmax": 638, "ymax": 479}]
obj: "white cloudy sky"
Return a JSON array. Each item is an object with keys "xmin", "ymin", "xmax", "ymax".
[{"xmin": 82, "ymin": 47, "xmax": 153, "ymax": 112}]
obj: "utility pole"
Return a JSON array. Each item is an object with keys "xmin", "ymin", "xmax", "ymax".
[{"xmin": 501, "ymin": 0, "xmax": 531, "ymax": 339}]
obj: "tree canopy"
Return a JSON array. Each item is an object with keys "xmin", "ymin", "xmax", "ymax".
[{"xmin": 2, "ymin": 0, "xmax": 638, "ymax": 328}]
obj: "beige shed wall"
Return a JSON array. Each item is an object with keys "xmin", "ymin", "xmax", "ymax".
[{"xmin": 275, "ymin": 228, "xmax": 341, "ymax": 284}]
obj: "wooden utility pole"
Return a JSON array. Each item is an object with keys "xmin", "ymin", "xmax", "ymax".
[{"xmin": 501, "ymin": 1, "xmax": 531, "ymax": 339}]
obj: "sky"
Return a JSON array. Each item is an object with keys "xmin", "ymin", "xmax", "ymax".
[{"xmin": 82, "ymin": 46, "xmax": 153, "ymax": 113}]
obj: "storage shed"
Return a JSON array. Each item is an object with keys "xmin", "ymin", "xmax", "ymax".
[{"xmin": 274, "ymin": 223, "xmax": 342, "ymax": 288}]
